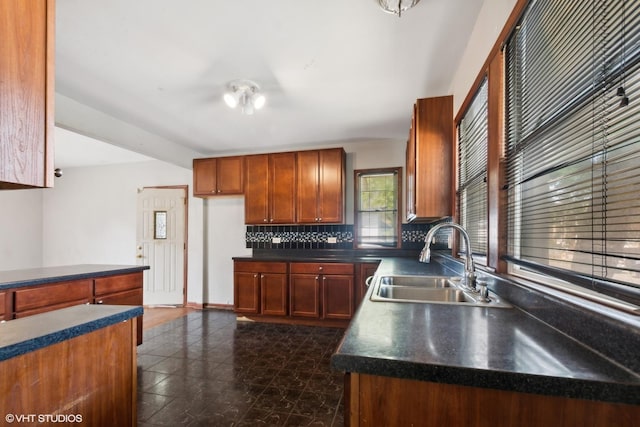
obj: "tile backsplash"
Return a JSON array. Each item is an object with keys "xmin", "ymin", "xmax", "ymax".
[{"xmin": 245, "ymin": 220, "xmax": 452, "ymax": 250}]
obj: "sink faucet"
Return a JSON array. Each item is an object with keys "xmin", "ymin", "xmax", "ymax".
[{"xmin": 419, "ymin": 223, "xmax": 477, "ymax": 292}]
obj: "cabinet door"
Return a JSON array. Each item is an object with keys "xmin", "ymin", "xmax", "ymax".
[
  {"xmin": 193, "ymin": 158, "xmax": 218, "ymax": 196},
  {"xmin": 317, "ymin": 148, "xmax": 345, "ymax": 223},
  {"xmin": 296, "ymin": 150, "xmax": 320, "ymax": 223},
  {"xmin": 269, "ymin": 152, "xmax": 296, "ymax": 224},
  {"xmin": 357, "ymin": 262, "xmax": 380, "ymax": 304},
  {"xmin": 216, "ymin": 156, "xmax": 244, "ymax": 194},
  {"xmin": 260, "ymin": 273, "xmax": 288, "ymax": 316},
  {"xmin": 0, "ymin": 0, "xmax": 54, "ymax": 189},
  {"xmin": 322, "ymin": 274, "xmax": 354, "ymax": 320},
  {"xmin": 14, "ymin": 279, "xmax": 93, "ymax": 314},
  {"xmin": 244, "ymin": 154, "xmax": 270, "ymax": 224},
  {"xmin": 94, "ymin": 272, "xmax": 143, "ymax": 296},
  {"xmin": 289, "ymin": 274, "xmax": 320, "ymax": 318},
  {"xmin": 234, "ymin": 271, "xmax": 260, "ymax": 314}
]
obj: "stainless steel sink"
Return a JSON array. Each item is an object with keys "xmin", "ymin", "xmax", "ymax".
[
  {"xmin": 370, "ymin": 275, "xmax": 512, "ymax": 307},
  {"xmin": 377, "ymin": 275, "xmax": 460, "ymax": 288}
]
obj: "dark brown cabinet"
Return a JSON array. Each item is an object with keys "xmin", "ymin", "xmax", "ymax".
[
  {"xmin": 193, "ymin": 156, "xmax": 244, "ymax": 197},
  {"xmin": 296, "ymin": 148, "xmax": 346, "ymax": 224},
  {"xmin": 234, "ymin": 261, "xmax": 288, "ymax": 315},
  {"xmin": 289, "ymin": 262, "xmax": 354, "ymax": 319},
  {"xmin": 406, "ymin": 96, "xmax": 453, "ymax": 221},
  {"xmin": 244, "ymin": 152, "xmax": 296, "ymax": 224},
  {"xmin": 94, "ymin": 273, "xmax": 144, "ymax": 345},
  {"xmin": 0, "ymin": 0, "xmax": 55, "ymax": 189}
]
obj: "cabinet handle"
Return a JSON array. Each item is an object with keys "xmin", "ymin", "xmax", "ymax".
[
  {"xmin": 319, "ymin": 266, "xmax": 323, "ymax": 271},
  {"xmin": 365, "ymin": 276, "xmax": 375, "ymax": 288},
  {"xmin": 315, "ymin": 276, "xmax": 319, "ymax": 280},
  {"xmin": 254, "ymin": 274, "xmax": 258, "ymax": 278},
  {"xmin": 263, "ymin": 219, "xmax": 268, "ymax": 222},
  {"xmin": 270, "ymin": 219, "xmax": 273, "ymax": 222},
  {"xmin": 97, "ymin": 300, "xmax": 104, "ymax": 304},
  {"xmin": 261, "ymin": 274, "xmax": 265, "ymax": 279},
  {"xmin": 318, "ymin": 217, "xmax": 322, "ymax": 221}
]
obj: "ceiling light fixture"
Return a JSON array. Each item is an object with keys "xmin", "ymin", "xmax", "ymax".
[
  {"xmin": 377, "ymin": 0, "xmax": 421, "ymax": 17},
  {"xmin": 223, "ymin": 79, "xmax": 266, "ymax": 115}
]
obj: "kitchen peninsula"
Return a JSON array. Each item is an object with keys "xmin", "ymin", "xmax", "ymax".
[
  {"xmin": 0, "ymin": 264, "xmax": 149, "ymax": 344},
  {"xmin": 332, "ymin": 256, "xmax": 640, "ymax": 427}
]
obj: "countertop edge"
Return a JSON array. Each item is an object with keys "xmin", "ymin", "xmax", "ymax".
[
  {"xmin": 0, "ymin": 305, "xmax": 143, "ymax": 361},
  {"xmin": 0, "ymin": 265, "xmax": 150, "ymax": 290},
  {"xmin": 330, "ymin": 354, "xmax": 640, "ymax": 406}
]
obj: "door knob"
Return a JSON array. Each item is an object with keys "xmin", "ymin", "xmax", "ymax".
[{"xmin": 136, "ymin": 254, "xmax": 144, "ymax": 258}]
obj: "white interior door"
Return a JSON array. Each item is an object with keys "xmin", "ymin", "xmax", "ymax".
[{"xmin": 136, "ymin": 187, "xmax": 186, "ymax": 306}]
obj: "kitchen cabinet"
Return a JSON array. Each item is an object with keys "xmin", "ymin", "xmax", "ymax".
[
  {"xmin": 244, "ymin": 152, "xmax": 296, "ymax": 224},
  {"xmin": 193, "ymin": 156, "xmax": 244, "ymax": 196},
  {"xmin": 0, "ymin": 291, "xmax": 8, "ymax": 321},
  {"xmin": 0, "ymin": 0, "xmax": 55, "ymax": 189},
  {"xmin": 14, "ymin": 279, "xmax": 93, "ymax": 318},
  {"xmin": 406, "ymin": 96, "xmax": 453, "ymax": 221},
  {"xmin": 296, "ymin": 148, "xmax": 345, "ymax": 224},
  {"xmin": 347, "ymin": 373, "xmax": 639, "ymax": 427},
  {"xmin": 94, "ymin": 273, "xmax": 144, "ymax": 345},
  {"xmin": 289, "ymin": 262, "xmax": 354, "ymax": 319},
  {"xmin": 233, "ymin": 261, "xmax": 288, "ymax": 315}
]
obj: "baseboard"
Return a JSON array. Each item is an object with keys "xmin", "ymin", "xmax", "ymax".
[
  {"xmin": 203, "ymin": 303, "xmax": 234, "ymax": 310},
  {"xmin": 185, "ymin": 302, "xmax": 204, "ymax": 310}
]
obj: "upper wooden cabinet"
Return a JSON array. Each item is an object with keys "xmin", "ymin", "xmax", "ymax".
[
  {"xmin": 0, "ymin": 0, "xmax": 55, "ymax": 189},
  {"xmin": 244, "ymin": 152, "xmax": 297, "ymax": 224},
  {"xmin": 406, "ymin": 96, "xmax": 453, "ymax": 221},
  {"xmin": 296, "ymin": 148, "xmax": 346, "ymax": 224},
  {"xmin": 193, "ymin": 156, "xmax": 244, "ymax": 196}
]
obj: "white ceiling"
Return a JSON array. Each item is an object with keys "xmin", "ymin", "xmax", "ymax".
[{"xmin": 54, "ymin": 0, "xmax": 485, "ymax": 167}]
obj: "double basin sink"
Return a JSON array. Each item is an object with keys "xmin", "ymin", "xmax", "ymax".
[{"xmin": 370, "ymin": 275, "xmax": 511, "ymax": 308}]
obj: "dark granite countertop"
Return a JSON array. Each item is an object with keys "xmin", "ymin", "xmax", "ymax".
[
  {"xmin": 0, "ymin": 304, "xmax": 143, "ymax": 361},
  {"xmin": 0, "ymin": 264, "xmax": 150, "ymax": 291},
  {"xmin": 331, "ymin": 257, "xmax": 640, "ymax": 405}
]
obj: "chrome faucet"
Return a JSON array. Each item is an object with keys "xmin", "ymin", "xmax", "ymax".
[{"xmin": 419, "ymin": 223, "xmax": 477, "ymax": 292}]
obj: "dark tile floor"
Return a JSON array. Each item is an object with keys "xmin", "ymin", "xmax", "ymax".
[{"xmin": 137, "ymin": 309, "xmax": 346, "ymax": 426}]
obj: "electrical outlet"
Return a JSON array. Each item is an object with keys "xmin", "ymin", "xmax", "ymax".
[
  {"xmin": 327, "ymin": 237, "xmax": 337, "ymax": 244},
  {"xmin": 272, "ymin": 237, "xmax": 281, "ymax": 244}
]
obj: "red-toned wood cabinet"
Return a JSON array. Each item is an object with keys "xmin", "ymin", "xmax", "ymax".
[
  {"xmin": 0, "ymin": 0, "xmax": 55, "ymax": 189},
  {"xmin": 234, "ymin": 261, "xmax": 288, "ymax": 315},
  {"xmin": 244, "ymin": 152, "xmax": 296, "ymax": 224},
  {"xmin": 193, "ymin": 156, "xmax": 244, "ymax": 196},
  {"xmin": 289, "ymin": 262, "xmax": 354, "ymax": 319},
  {"xmin": 296, "ymin": 148, "xmax": 346, "ymax": 224},
  {"xmin": 406, "ymin": 96, "xmax": 453, "ymax": 221},
  {"xmin": 13, "ymin": 279, "xmax": 93, "ymax": 318},
  {"xmin": 94, "ymin": 273, "xmax": 144, "ymax": 345}
]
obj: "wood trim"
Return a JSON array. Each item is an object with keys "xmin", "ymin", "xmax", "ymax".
[
  {"xmin": 186, "ymin": 302, "xmax": 205, "ymax": 309},
  {"xmin": 236, "ymin": 313, "xmax": 349, "ymax": 328},
  {"xmin": 203, "ymin": 303, "xmax": 234, "ymax": 310},
  {"xmin": 454, "ymin": 0, "xmax": 530, "ymax": 122}
]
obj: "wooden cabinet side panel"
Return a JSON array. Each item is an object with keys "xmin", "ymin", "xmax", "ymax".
[
  {"xmin": 0, "ymin": 320, "xmax": 136, "ymax": 426},
  {"xmin": 317, "ymin": 148, "xmax": 345, "ymax": 223},
  {"xmin": 193, "ymin": 158, "xmax": 217, "ymax": 195},
  {"xmin": 0, "ymin": 0, "xmax": 49, "ymax": 188},
  {"xmin": 289, "ymin": 274, "xmax": 320, "ymax": 318},
  {"xmin": 216, "ymin": 155, "xmax": 244, "ymax": 194},
  {"xmin": 414, "ymin": 96, "xmax": 453, "ymax": 219},
  {"xmin": 322, "ymin": 274, "xmax": 354, "ymax": 320},
  {"xmin": 406, "ymin": 115, "xmax": 416, "ymax": 220},
  {"xmin": 355, "ymin": 374, "xmax": 640, "ymax": 427},
  {"xmin": 94, "ymin": 272, "xmax": 143, "ymax": 296},
  {"xmin": 296, "ymin": 151, "xmax": 320, "ymax": 223},
  {"xmin": 14, "ymin": 279, "xmax": 93, "ymax": 312},
  {"xmin": 244, "ymin": 154, "xmax": 270, "ymax": 224},
  {"xmin": 356, "ymin": 262, "xmax": 379, "ymax": 304},
  {"xmin": 270, "ymin": 152, "xmax": 297, "ymax": 224}
]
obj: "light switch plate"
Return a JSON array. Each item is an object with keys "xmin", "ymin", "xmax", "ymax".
[
  {"xmin": 272, "ymin": 237, "xmax": 281, "ymax": 244},
  {"xmin": 327, "ymin": 237, "xmax": 337, "ymax": 244}
]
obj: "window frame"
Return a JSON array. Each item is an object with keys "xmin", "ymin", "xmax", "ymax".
[{"xmin": 353, "ymin": 167, "xmax": 402, "ymax": 250}]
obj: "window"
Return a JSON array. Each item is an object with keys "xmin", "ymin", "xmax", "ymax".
[
  {"xmin": 505, "ymin": 0, "xmax": 640, "ymax": 306},
  {"xmin": 354, "ymin": 168, "xmax": 401, "ymax": 249},
  {"xmin": 458, "ymin": 77, "xmax": 488, "ymax": 259}
]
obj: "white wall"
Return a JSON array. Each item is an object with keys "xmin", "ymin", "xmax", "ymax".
[
  {"xmin": 0, "ymin": 189, "xmax": 44, "ymax": 270},
  {"xmin": 41, "ymin": 160, "xmax": 205, "ymax": 304},
  {"xmin": 450, "ymin": 0, "xmax": 517, "ymax": 115}
]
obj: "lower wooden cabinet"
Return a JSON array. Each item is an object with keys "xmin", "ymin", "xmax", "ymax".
[
  {"xmin": 95, "ymin": 273, "xmax": 144, "ymax": 345},
  {"xmin": 234, "ymin": 261, "xmax": 288, "ymax": 315},
  {"xmin": 356, "ymin": 262, "xmax": 380, "ymax": 305},
  {"xmin": 234, "ymin": 260, "xmax": 360, "ymax": 322}
]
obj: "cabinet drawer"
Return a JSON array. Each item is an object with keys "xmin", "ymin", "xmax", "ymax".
[
  {"xmin": 0, "ymin": 291, "xmax": 5, "ymax": 317},
  {"xmin": 15, "ymin": 300, "xmax": 90, "ymax": 319},
  {"xmin": 234, "ymin": 261, "xmax": 287, "ymax": 274},
  {"xmin": 95, "ymin": 288, "xmax": 143, "ymax": 306},
  {"xmin": 94, "ymin": 273, "xmax": 143, "ymax": 296},
  {"xmin": 290, "ymin": 262, "xmax": 354, "ymax": 275},
  {"xmin": 14, "ymin": 279, "xmax": 93, "ymax": 312}
]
